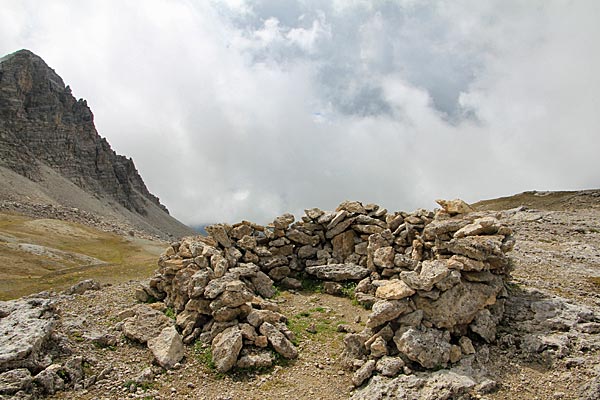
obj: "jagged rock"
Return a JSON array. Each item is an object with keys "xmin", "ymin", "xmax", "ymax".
[
  {"xmin": 332, "ymin": 230, "xmax": 356, "ymax": 260},
  {"xmin": 326, "ymin": 216, "xmax": 357, "ymax": 239},
  {"xmin": 33, "ymin": 364, "xmax": 65, "ymax": 395},
  {"xmin": 63, "ymin": 279, "xmax": 101, "ymax": 295},
  {"xmin": 375, "ymin": 280, "xmax": 415, "ymax": 300},
  {"xmin": 414, "ymin": 279, "xmax": 502, "ymax": 330},
  {"xmin": 305, "ymin": 263, "xmax": 369, "ymax": 281},
  {"xmin": 400, "ymin": 260, "xmax": 450, "ymax": 291},
  {"xmin": 0, "ymin": 297, "xmax": 57, "ymax": 372},
  {"xmin": 366, "ymin": 299, "xmax": 413, "ymax": 328},
  {"xmin": 323, "ymin": 281, "xmax": 343, "ymax": 295},
  {"xmin": 350, "ymin": 370, "xmax": 476, "ymax": 400},
  {"xmin": 147, "ymin": 326, "xmax": 185, "ymax": 369},
  {"xmin": 286, "ymin": 229, "xmax": 316, "ymax": 245},
  {"xmin": 436, "ymin": 199, "xmax": 474, "ymax": 215},
  {"xmin": 394, "ymin": 327, "xmax": 452, "ymax": 369},
  {"xmin": 121, "ymin": 305, "xmax": 172, "ymax": 344},
  {"xmin": 246, "ymin": 309, "xmax": 285, "ymax": 328},
  {"xmin": 470, "ymin": 309, "xmax": 497, "ymax": 343},
  {"xmin": 205, "ymin": 224, "xmax": 232, "ymax": 248},
  {"xmin": 259, "ymin": 322, "xmax": 297, "ymax": 359},
  {"xmin": 422, "ymin": 218, "xmax": 470, "ymax": 240},
  {"xmin": 459, "ymin": 336, "xmax": 476, "ymax": 355},
  {"xmin": 250, "ymin": 271, "xmax": 276, "ymax": 298},
  {"xmin": 369, "ymin": 336, "xmax": 388, "ymax": 358},
  {"xmin": 273, "ymin": 213, "xmax": 295, "ymax": 229},
  {"xmin": 373, "ymin": 246, "xmax": 395, "ymax": 269},
  {"xmin": 454, "ymin": 217, "xmax": 501, "ymax": 238},
  {"xmin": 352, "ymin": 359, "xmax": 376, "ymax": 387},
  {"xmin": 211, "ymin": 326, "xmax": 243, "ymax": 373},
  {"xmin": 444, "ymin": 235, "xmax": 505, "ymax": 262},
  {"xmin": 337, "ymin": 200, "xmax": 367, "ymax": 215},
  {"xmin": 0, "ymin": 368, "xmax": 33, "ymax": 395},
  {"xmin": 376, "ymin": 356, "xmax": 405, "ymax": 377}
]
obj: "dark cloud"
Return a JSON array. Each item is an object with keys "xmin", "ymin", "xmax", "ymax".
[{"xmin": 1, "ymin": 0, "xmax": 598, "ymax": 225}]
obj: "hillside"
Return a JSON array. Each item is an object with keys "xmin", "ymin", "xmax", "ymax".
[{"xmin": 0, "ymin": 49, "xmax": 194, "ymax": 239}]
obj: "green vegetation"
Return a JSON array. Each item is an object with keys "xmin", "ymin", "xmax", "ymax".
[
  {"xmin": 164, "ymin": 307, "xmax": 176, "ymax": 320},
  {"xmin": 193, "ymin": 341, "xmax": 216, "ymax": 371},
  {"xmin": 300, "ymin": 276, "xmax": 323, "ymax": 293},
  {"xmin": 341, "ymin": 282, "xmax": 356, "ymax": 300}
]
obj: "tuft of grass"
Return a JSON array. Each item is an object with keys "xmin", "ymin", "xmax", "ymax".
[
  {"xmin": 301, "ymin": 277, "xmax": 323, "ymax": 293},
  {"xmin": 164, "ymin": 307, "xmax": 176, "ymax": 320},
  {"xmin": 193, "ymin": 341, "xmax": 216, "ymax": 371},
  {"xmin": 341, "ymin": 282, "xmax": 356, "ymax": 300},
  {"xmin": 309, "ymin": 306, "xmax": 326, "ymax": 313}
]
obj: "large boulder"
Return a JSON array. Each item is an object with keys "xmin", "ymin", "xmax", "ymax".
[{"xmin": 394, "ymin": 327, "xmax": 452, "ymax": 369}]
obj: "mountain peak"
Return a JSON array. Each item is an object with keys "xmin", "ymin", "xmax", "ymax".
[{"xmin": 0, "ymin": 50, "xmax": 194, "ymax": 239}]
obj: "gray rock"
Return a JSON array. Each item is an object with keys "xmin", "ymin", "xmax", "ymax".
[
  {"xmin": 399, "ymin": 260, "xmax": 450, "ymax": 291},
  {"xmin": 33, "ymin": 364, "xmax": 64, "ymax": 395},
  {"xmin": 305, "ymin": 263, "xmax": 369, "ymax": 281},
  {"xmin": 147, "ymin": 326, "xmax": 185, "ymax": 369},
  {"xmin": 246, "ymin": 309, "xmax": 285, "ymax": 328},
  {"xmin": 250, "ymin": 271, "xmax": 276, "ymax": 298},
  {"xmin": 414, "ymin": 280, "xmax": 502, "ymax": 330},
  {"xmin": 0, "ymin": 368, "xmax": 32, "ymax": 395},
  {"xmin": 0, "ymin": 297, "xmax": 56, "ymax": 372},
  {"xmin": 63, "ymin": 279, "xmax": 101, "ymax": 295},
  {"xmin": 122, "ymin": 305, "xmax": 173, "ymax": 344},
  {"xmin": 236, "ymin": 351, "xmax": 274, "ymax": 369},
  {"xmin": 376, "ymin": 356, "xmax": 404, "ymax": 377},
  {"xmin": 259, "ymin": 322, "xmax": 298, "ymax": 359},
  {"xmin": 212, "ymin": 326, "xmax": 243, "ymax": 373},
  {"xmin": 470, "ymin": 308, "xmax": 497, "ymax": 342},
  {"xmin": 394, "ymin": 327, "xmax": 451, "ymax": 369},
  {"xmin": 366, "ymin": 299, "xmax": 413, "ymax": 328},
  {"xmin": 352, "ymin": 359, "xmax": 376, "ymax": 387},
  {"xmin": 205, "ymin": 224, "xmax": 233, "ymax": 248}
]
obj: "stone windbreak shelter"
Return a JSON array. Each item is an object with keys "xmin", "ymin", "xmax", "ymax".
[{"xmin": 137, "ymin": 199, "xmax": 514, "ymax": 385}]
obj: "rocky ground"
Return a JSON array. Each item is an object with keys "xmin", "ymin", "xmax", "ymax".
[{"xmin": 1, "ymin": 192, "xmax": 599, "ymax": 399}]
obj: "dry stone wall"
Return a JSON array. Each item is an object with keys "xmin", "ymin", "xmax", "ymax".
[{"xmin": 141, "ymin": 199, "xmax": 515, "ymax": 382}]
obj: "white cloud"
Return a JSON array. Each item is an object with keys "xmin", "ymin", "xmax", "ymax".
[{"xmin": 0, "ymin": 0, "xmax": 598, "ymax": 225}]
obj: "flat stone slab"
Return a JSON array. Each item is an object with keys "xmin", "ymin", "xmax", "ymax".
[{"xmin": 305, "ymin": 263, "xmax": 369, "ymax": 281}]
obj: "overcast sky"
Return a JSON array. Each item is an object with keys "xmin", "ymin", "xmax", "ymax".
[{"xmin": 1, "ymin": 0, "xmax": 598, "ymax": 225}]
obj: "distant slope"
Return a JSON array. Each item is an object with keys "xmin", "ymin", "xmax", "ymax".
[
  {"xmin": 0, "ymin": 49, "xmax": 194, "ymax": 239},
  {"xmin": 472, "ymin": 189, "xmax": 600, "ymax": 212},
  {"xmin": 0, "ymin": 211, "xmax": 167, "ymax": 300}
]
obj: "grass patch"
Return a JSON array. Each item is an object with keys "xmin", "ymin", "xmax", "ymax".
[
  {"xmin": 301, "ymin": 276, "xmax": 323, "ymax": 293},
  {"xmin": 341, "ymin": 282, "xmax": 356, "ymax": 299},
  {"xmin": 164, "ymin": 307, "xmax": 176, "ymax": 320},
  {"xmin": 193, "ymin": 341, "xmax": 216, "ymax": 370},
  {"xmin": 287, "ymin": 309, "xmax": 339, "ymax": 344}
]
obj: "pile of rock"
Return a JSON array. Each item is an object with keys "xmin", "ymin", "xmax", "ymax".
[{"xmin": 140, "ymin": 199, "xmax": 514, "ymax": 380}]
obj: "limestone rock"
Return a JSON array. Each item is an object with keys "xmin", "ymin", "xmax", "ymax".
[
  {"xmin": 236, "ymin": 351, "xmax": 274, "ymax": 369},
  {"xmin": 305, "ymin": 263, "xmax": 369, "ymax": 281},
  {"xmin": 394, "ymin": 327, "xmax": 451, "ymax": 369},
  {"xmin": 375, "ymin": 279, "xmax": 415, "ymax": 300},
  {"xmin": 63, "ymin": 279, "xmax": 101, "ymax": 295},
  {"xmin": 205, "ymin": 224, "xmax": 232, "ymax": 248},
  {"xmin": 352, "ymin": 359, "xmax": 376, "ymax": 387},
  {"xmin": 212, "ymin": 326, "xmax": 243, "ymax": 373},
  {"xmin": 373, "ymin": 246, "xmax": 395, "ymax": 269},
  {"xmin": 147, "ymin": 326, "xmax": 185, "ymax": 369},
  {"xmin": 400, "ymin": 260, "xmax": 450, "ymax": 291},
  {"xmin": 259, "ymin": 322, "xmax": 298, "ymax": 359},
  {"xmin": 273, "ymin": 213, "xmax": 295, "ymax": 229},
  {"xmin": 122, "ymin": 305, "xmax": 172, "ymax": 344},
  {"xmin": 366, "ymin": 299, "xmax": 412, "ymax": 328},
  {"xmin": 435, "ymin": 199, "xmax": 474, "ymax": 215},
  {"xmin": 337, "ymin": 200, "xmax": 367, "ymax": 215},
  {"xmin": 332, "ymin": 230, "xmax": 356, "ymax": 260},
  {"xmin": 454, "ymin": 216, "xmax": 501, "ymax": 238},
  {"xmin": 376, "ymin": 356, "xmax": 404, "ymax": 377},
  {"xmin": 414, "ymin": 280, "xmax": 502, "ymax": 330},
  {"xmin": 0, "ymin": 297, "xmax": 57, "ymax": 372},
  {"xmin": 0, "ymin": 368, "xmax": 33, "ymax": 395}
]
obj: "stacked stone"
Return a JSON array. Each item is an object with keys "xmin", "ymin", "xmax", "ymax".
[
  {"xmin": 343, "ymin": 199, "xmax": 515, "ymax": 386},
  {"xmin": 140, "ymin": 199, "xmax": 514, "ymax": 378}
]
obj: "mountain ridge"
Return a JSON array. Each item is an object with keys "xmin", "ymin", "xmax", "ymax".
[{"xmin": 0, "ymin": 49, "xmax": 194, "ymax": 239}]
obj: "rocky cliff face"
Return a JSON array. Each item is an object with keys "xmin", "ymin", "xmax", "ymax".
[{"xmin": 0, "ymin": 49, "xmax": 166, "ymax": 216}]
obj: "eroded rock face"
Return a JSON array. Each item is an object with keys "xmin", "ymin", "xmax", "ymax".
[
  {"xmin": 0, "ymin": 50, "xmax": 168, "ymax": 217},
  {"xmin": 212, "ymin": 326, "xmax": 243, "ymax": 373}
]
